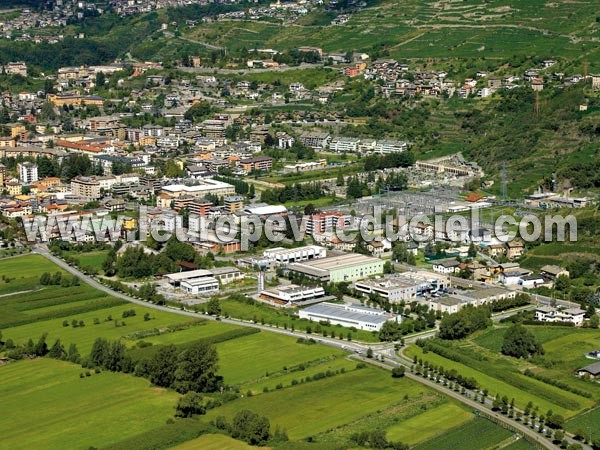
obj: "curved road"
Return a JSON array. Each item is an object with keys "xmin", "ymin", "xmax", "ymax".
[{"xmin": 32, "ymin": 246, "xmax": 567, "ymax": 449}]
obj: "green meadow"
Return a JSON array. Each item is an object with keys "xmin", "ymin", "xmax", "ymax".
[
  {"xmin": 0, "ymin": 358, "xmax": 179, "ymax": 450},
  {"xmin": 204, "ymin": 366, "xmax": 431, "ymax": 440},
  {"xmin": 385, "ymin": 402, "xmax": 473, "ymax": 445},
  {"xmin": 411, "ymin": 417, "xmax": 514, "ymax": 450}
]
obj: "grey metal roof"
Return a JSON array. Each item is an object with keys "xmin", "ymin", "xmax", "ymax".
[{"xmin": 302, "ymin": 303, "xmax": 389, "ymax": 325}]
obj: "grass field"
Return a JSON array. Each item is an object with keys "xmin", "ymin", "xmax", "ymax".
[
  {"xmin": 565, "ymin": 405, "xmax": 600, "ymax": 441},
  {"xmin": 2, "ymin": 300, "xmax": 204, "ymax": 354},
  {"xmin": 170, "ymin": 434, "xmax": 262, "ymax": 450},
  {"xmin": 205, "ymin": 366, "xmax": 432, "ymax": 440},
  {"xmin": 0, "ymin": 254, "xmax": 66, "ymax": 295},
  {"xmin": 385, "ymin": 402, "xmax": 473, "ymax": 445},
  {"xmin": 215, "ymin": 331, "xmax": 345, "ymax": 386},
  {"xmin": 0, "ymin": 358, "xmax": 179, "ymax": 450},
  {"xmin": 502, "ymin": 439, "xmax": 537, "ymax": 450},
  {"xmin": 67, "ymin": 250, "xmax": 109, "ymax": 273},
  {"xmin": 405, "ymin": 341, "xmax": 595, "ymax": 417},
  {"xmin": 137, "ymin": 320, "xmax": 242, "ymax": 346},
  {"xmin": 411, "ymin": 417, "xmax": 514, "ymax": 450},
  {"xmin": 473, "ymin": 325, "xmax": 600, "ymax": 402}
]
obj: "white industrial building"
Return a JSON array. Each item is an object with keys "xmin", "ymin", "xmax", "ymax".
[
  {"xmin": 180, "ymin": 277, "xmax": 219, "ymax": 295},
  {"xmin": 260, "ymin": 284, "xmax": 326, "ymax": 306},
  {"xmin": 263, "ymin": 245, "xmax": 326, "ymax": 264},
  {"xmin": 298, "ymin": 302, "xmax": 399, "ymax": 331},
  {"xmin": 165, "ymin": 268, "xmax": 243, "ymax": 296},
  {"xmin": 355, "ymin": 271, "xmax": 450, "ymax": 302},
  {"xmin": 160, "ymin": 179, "xmax": 235, "ymax": 198}
]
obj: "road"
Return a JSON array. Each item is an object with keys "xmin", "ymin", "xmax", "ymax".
[
  {"xmin": 32, "ymin": 246, "xmax": 368, "ymax": 354},
  {"xmin": 31, "ymin": 247, "xmax": 575, "ymax": 449}
]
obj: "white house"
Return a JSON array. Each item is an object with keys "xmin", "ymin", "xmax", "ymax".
[{"xmin": 535, "ymin": 305, "xmax": 585, "ymax": 326}]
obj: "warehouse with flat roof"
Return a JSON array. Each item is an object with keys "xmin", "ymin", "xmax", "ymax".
[
  {"xmin": 287, "ymin": 253, "xmax": 385, "ymax": 283},
  {"xmin": 298, "ymin": 302, "xmax": 399, "ymax": 331}
]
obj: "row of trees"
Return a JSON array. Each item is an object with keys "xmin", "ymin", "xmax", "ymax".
[
  {"xmin": 261, "ymin": 182, "xmax": 328, "ymax": 204},
  {"xmin": 2, "ymin": 332, "xmax": 81, "ymax": 363},
  {"xmin": 213, "ymin": 175, "xmax": 254, "ymax": 196},
  {"xmin": 39, "ymin": 271, "xmax": 80, "ymax": 287}
]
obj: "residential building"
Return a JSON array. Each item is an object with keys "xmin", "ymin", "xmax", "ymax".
[
  {"xmin": 238, "ymin": 156, "xmax": 273, "ymax": 173},
  {"xmin": 224, "ymin": 196, "xmax": 244, "ymax": 214},
  {"xmin": 535, "ymin": 306, "xmax": 585, "ymax": 326},
  {"xmin": 17, "ymin": 162, "xmax": 38, "ymax": 184},
  {"xmin": 540, "ymin": 265, "xmax": 569, "ymax": 281},
  {"xmin": 577, "ymin": 362, "xmax": 600, "ymax": 379},
  {"xmin": 373, "ymin": 140, "xmax": 408, "ymax": 154},
  {"xmin": 299, "ymin": 132, "xmax": 330, "ymax": 149},
  {"xmin": 329, "ymin": 137, "xmax": 360, "ymax": 153},
  {"xmin": 305, "ymin": 212, "xmax": 352, "ymax": 235},
  {"xmin": 71, "ymin": 176, "xmax": 102, "ymax": 200},
  {"xmin": 432, "ymin": 258, "xmax": 461, "ymax": 274}
]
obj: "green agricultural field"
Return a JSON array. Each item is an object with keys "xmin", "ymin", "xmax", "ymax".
[
  {"xmin": 2, "ymin": 302, "xmax": 204, "ymax": 354},
  {"xmin": 135, "ymin": 320, "xmax": 242, "ymax": 346},
  {"xmin": 565, "ymin": 405, "xmax": 600, "ymax": 442},
  {"xmin": 405, "ymin": 342, "xmax": 595, "ymax": 417},
  {"xmin": 170, "ymin": 434, "xmax": 262, "ymax": 450},
  {"xmin": 411, "ymin": 417, "xmax": 514, "ymax": 450},
  {"xmin": 502, "ymin": 439, "xmax": 537, "ymax": 450},
  {"xmin": 0, "ymin": 358, "xmax": 179, "ymax": 450},
  {"xmin": 385, "ymin": 402, "xmax": 473, "ymax": 445},
  {"xmin": 216, "ymin": 331, "xmax": 345, "ymax": 386},
  {"xmin": 0, "ymin": 254, "xmax": 67, "ymax": 295},
  {"xmin": 243, "ymin": 356, "xmax": 357, "ymax": 394},
  {"xmin": 204, "ymin": 366, "xmax": 432, "ymax": 440},
  {"xmin": 0, "ymin": 283, "xmax": 126, "ymax": 328},
  {"xmin": 473, "ymin": 325, "xmax": 600, "ymax": 402},
  {"xmin": 68, "ymin": 250, "xmax": 109, "ymax": 273}
]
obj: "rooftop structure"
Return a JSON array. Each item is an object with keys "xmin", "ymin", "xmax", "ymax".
[
  {"xmin": 288, "ymin": 253, "xmax": 385, "ymax": 283},
  {"xmin": 298, "ymin": 302, "xmax": 399, "ymax": 331}
]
